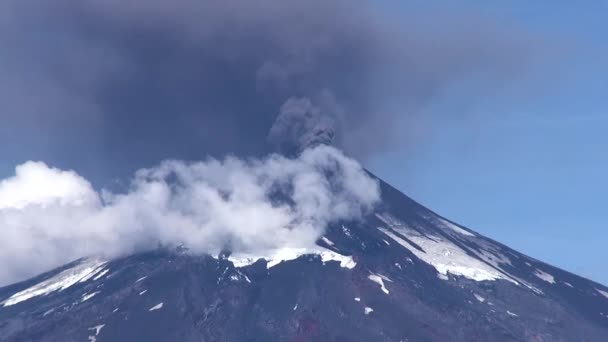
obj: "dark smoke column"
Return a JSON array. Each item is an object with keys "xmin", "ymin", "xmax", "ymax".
[{"xmin": 268, "ymin": 97, "xmax": 337, "ymax": 155}]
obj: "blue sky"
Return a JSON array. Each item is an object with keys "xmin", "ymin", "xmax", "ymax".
[{"xmin": 371, "ymin": 1, "xmax": 608, "ymax": 284}]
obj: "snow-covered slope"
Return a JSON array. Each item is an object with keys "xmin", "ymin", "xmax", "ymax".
[{"xmin": 1, "ymin": 177, "xmax": 607, "ymax": 341}]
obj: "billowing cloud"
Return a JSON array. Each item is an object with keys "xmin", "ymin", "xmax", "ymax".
[
  {"xmin": 0, "ymin": 162, "xmax": 99, "ymax": 210},
  {"xmin": 0, "ymin": 146, "xmax": 379, "ymax": 286},
  {"xmin": 0, "ymin": 0, "xmax": 535, "ymax": 184}
]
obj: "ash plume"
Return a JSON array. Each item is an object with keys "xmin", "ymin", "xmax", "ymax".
[{"xmin": 0, "ymin": 0, "xmax": 532, "ymax": 184}]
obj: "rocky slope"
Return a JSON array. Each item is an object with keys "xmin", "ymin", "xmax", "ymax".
[{"xmin": 1, "ymin": 178, "xmax": 607, "ymax": 341}]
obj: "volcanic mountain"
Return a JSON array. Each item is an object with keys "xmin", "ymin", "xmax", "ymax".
[{"xmin": 1, "ymin": 176, "xmax": 608, "ymax": 341}]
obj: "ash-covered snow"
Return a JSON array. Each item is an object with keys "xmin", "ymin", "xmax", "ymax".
[
  {"xmin": 319, "ymin": 251, "xmax": 357, "ymax": 269},
  {"xmin": 227, "ymin": 248, "xmax": 309, "ymax": 268},
  {"xmin": 2, "ymin": 259, "xmax": 106, "ymax": 307},
  {"xmin": 534, "ymin": 269, "xmax": 556, "ymax": 284},
  {"xmin": 321, "ymin": 237, "xmax": 334, "ymax": 246},
  {"xmin": 92, "ymin": 269, "xmax": 109, "ymax": 281},
  {"xmin": 471, "ymin": 248, "xmax": 512, "ymax": 268},
  {"xmin": 227, "ymin": 246, "xmax": 356, "ymax": 270},
  {"xmin": 368, "ymin": 274, "xmax": 390, "ymax": 294},
  {"xmin": 507, "ymin": 310, "xmax": 519, "ymax": 317},
  {"xmin": 87, "ymin": 324, "xmax": 105, "ymax": 342},
  {"xmin": 597, "ymin": 289, "xmax": 608, "ymax": 299},
  {"xmin": 235, "ymin": 270, "xmax": 251, "ymax": 283},
  {"xmin": 81, "ymin": 291, "xmax": 100, "ymax": 302},
  {"xmin": 436, "ymin": 217, "xmax": 475, "ymax": 237},
  {"xmin": 89, "ymin": 324, "xmax": 104, "ymax": 336},
  {"xmin": 378, "ymin": 221, "xmax": 513, "ymax": 283}
]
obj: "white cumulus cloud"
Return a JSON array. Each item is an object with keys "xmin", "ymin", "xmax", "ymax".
[{"xmin": 0, "ymin": 161, "xmax": 99, "ymax": 210}]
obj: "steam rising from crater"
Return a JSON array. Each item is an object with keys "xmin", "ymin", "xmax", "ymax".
[{"xmin": 0, "ymin": 146, "xmax": 379, "ymax": 285}]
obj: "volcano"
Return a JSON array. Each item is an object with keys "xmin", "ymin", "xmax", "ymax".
[{"xmin": 1, "ymin": 175, "xmax": 607, "ymax": 342}]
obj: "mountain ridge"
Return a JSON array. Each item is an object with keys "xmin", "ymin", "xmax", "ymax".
[{"xmin": 1, "ymin": 176, "xmax": 607, "ymax": 341}]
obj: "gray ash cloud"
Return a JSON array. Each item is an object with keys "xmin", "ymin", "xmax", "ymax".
[{"xmin": 0, "ymin": 1, "xmax": 533, "ymax": 184}]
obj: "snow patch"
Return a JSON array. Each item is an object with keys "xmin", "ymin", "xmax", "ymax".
[
  {"xmin": 135, "ymin": 276, "xmax": 147, "ymax": 283},
  {"xmin": 378, "ymin": 216, "xmax": 546, "ymax": 295},
  {"xmin": 368, "ymin": 274, "xmax": 390, "ymax": 294},
  {"xmin": 81, "ymin": 291, "xmax": 100, "ymax": 302},
  {"xmin": 319, "ymin": 251, "xmax": 357, "ymax": 269},
  {"xmin": 378, "ymin": 225, "xmax": 514, "ymax": 284},
  {"xmin": 534, "ymin": 269, "xmax": 555, "ymax": 284},
  {"xmin": 235, "ymin": 270, "xmax": 251, "ymax": 283},
  {"xmin": 364, "ymin": 307, "xmax": 374, "ymax": 315},
  {"xmin": 514, "ymin": 278, "xmax": 544, "ymax": 295},
  {"xmin": 596, "ymin": 289, "xmax": 608, "ymax": 299},
  {"xmin": 293, "ymin": 304, "xmax": 298, "ymax": 311},
  {"xmin": 437, "ymin": 273, "xmax": 449, "ymax": 281},
  {"xmin": 321, "ymin": 237, "xmax": 334, "ymax": 246},
  {"xmin": 341, "ymin": 225, "xmax": 353, "ymax": 238},
  {"xmin": 471, "ymin": 248, "xmax": 512, "ymax": 268},
  {"xmin": 2, "ymin": 259, "xmax": 106, "ymax": 307},
  {"xmin": 228, "ymin": 247, "xmax": 356, "ymax": 270},
  {"xmin": 79, "ymin": 264, "xmax": 107, "ymax": 283},
  {"xmin": 228, "ymin": 248, "xmax": 308, "ymax": 268},
  {"xmin": 227, "ymin": 255, "xmax": 259, "ymax": 268},
  {"xmin": 507, "ymin": 310, "xmax": 518, "ymax": 317},
  {"xmin": 563, "ymin": 282, "xmax": 574, "ymax": 288},
  {"xmin": 354, "ymin": 297, "xmax": 361, "ymax": 302},
  {"xmin": 473, "ymin": 293, "xmax": 485, "ymax": 303},
  {"xmin": 436, "ymin": 264, "xmax": 506, "ymax": 283},
  {"xmin": 139, "ymin": 290, "xmax": 147, "ymax": 295},
  {"xmin": 149, "ymin": 302, "xmax": 163, "ymax": 311},
  {"xmin": 436, "ymin": 217, "xmax": 475, "ymax": 237},
  {"xmin": 92, "ymin": 269, "xmax": 109, "ymax": 281},
  {"xmin": 88, "ymin": 324, "xmax": 105, "ymax": 342},
  {"xmin": 89, "ymin": 324, "xmax": 105, "ymax": 336}
]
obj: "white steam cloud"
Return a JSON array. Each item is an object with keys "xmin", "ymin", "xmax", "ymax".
[{"xmin": 0, "ymin": 146, "xmax": 379, "ymax": 286}]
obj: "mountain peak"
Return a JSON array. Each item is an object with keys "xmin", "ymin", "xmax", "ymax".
[{"xmin": 1, "ymin": 177, "xmax": 607, "ymax": 341}]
